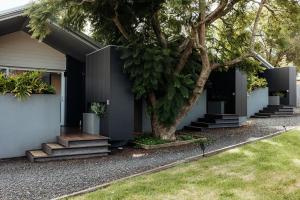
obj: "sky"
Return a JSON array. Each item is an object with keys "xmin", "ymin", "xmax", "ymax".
[{"xmin": 0, "ymin": 0, "xmax": 32, "ymax": 12}]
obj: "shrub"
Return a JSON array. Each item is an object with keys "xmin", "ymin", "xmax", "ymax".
[
  {"xmin": 0, "ymin": 71, "xmax": 55, "ymax": 100},
  {"xmin": 247, "ymin": 74, "xmax": 268, "ymax": 92}
]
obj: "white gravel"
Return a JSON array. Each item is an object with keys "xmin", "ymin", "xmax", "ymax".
[{"xmin": 1, "ymin": 115, "xmax": 300, "ymax": 200}]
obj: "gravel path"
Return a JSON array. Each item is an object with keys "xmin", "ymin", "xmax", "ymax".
[{"xmin": 1, "ymin": 115, "xmax": 300, "ymax": 200}]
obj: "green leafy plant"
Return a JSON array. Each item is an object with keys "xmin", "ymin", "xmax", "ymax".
[
  {"xmin": 90, "ymin": 102, "xmax": 106, "ymax": 117},
  {"xmin": 120, "ymin": 43, "xmax": 200, "ymax": 126},
  {"xmin": 272, "ymin": 91, "xmax": 285, "ymax": 97},
  {"xmin": 134, "ymin": 135, "xmax": 170, "ymax": 146},
  {"xmin": 247, "ymin": 74, "xmax": 268, "ymax": 92},
  {"xmin": 0, "ymin": 71, "xmax": 55, "ymax": 100}
]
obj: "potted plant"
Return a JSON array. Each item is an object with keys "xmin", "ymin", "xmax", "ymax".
[
  {"xmin": 83, "ymin": 102, "xmax": 106, "ymax": 135},
  {"xmin": 269, "ymin": 91, "xmax": 285, "ymax": 105}
]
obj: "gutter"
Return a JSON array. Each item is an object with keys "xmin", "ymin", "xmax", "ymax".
[
  {"xmin": 0, "ymin": 4, "xmax": 102, "ymax": 51},
  {"xmin": 253, "ymin": 51, "xmax": 274, "ymax": 69}
]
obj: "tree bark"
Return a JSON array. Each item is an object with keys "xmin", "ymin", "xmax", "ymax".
[{"xmin": 151, "ymin": 112, "xmax": 177, "ymax": 140}]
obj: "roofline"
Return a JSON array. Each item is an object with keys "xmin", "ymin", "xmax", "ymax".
[
  {"xmin": 0, "ymin": 4, "xmax": 101, "ymax": 50},
  {"xmin": 0, "ymin": 4, "xmax": 31, "ymax": 21},
  {"xmin": 252, "ymin": 51, "xmax": 274, "ymax": 69}
]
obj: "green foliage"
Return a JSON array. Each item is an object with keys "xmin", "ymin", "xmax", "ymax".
[
  {"xmin": 120, "ymin": 42, "xmax": 201, "ymax": 125},
  {"xmin": 247, "ymin": 74, "xmax": 268, "ymax": 92},
  {"xmin": 272, "ymin": 91, "xmax": 285, "ymax": 97},
  {"xmin": 26, "ymin": 0, "xmax": 300, "ymax": 129},
  {"xmin": 90, "ymin": 102, "xmax": 106, "ymax": 117},
  {"xmin": 0, "ymin": 71, "xmax": 55, "ymax": 100},
  {"xmin": 134, "ymin": 135, "xmax": 170, "ymax": 145},
  {"xmin": 134, "ymin": 133, "xmax": 203, "ymax": 146},
  {"xmin": 232, "ymin": 59, "xmax": 268, "ymax": 92}
]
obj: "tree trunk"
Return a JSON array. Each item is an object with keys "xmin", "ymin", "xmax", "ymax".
[
  {"xmin": 148, "ymin": 66, "xmax": 212, "ymax": 141},
  {"xmin": 151, "ymin": 113, "xmax": 177, "ymax": 140}
]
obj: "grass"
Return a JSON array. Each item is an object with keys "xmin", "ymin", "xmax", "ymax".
[{"xmin": 67, "ymin": 130, "xmax": 300, "ymax": 200}]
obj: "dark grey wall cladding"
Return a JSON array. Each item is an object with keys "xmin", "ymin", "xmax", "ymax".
[
  {"xmin": 235, "ymin": 69, "xmax": 247, "ymax": 116},
  {"xmin": 263, "ymin": 67, "xmax": 297, "ymax": 106},
  {"xmin": 86, "ymin": 46, "xmax": 134, "ymax": 142}
]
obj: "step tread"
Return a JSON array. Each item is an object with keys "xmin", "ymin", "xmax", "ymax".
[
  {"xmin": 196, "ymin": 120, "xmax": 239, "ymax": 124},
  {"xmin": 251, "ymin": 115, "xmax": 270, "ymax": 118},
  {"xmin": 184, "ymin": 126, "xmax": 203, "ymax": 131},
  {"xmin": 58, "ymin": 134, "xmax": 109, "ymax": 142},
  {"xmin": 28, "ymin": 149, "xmax": 110, "ymax": 159},
  {"xmin": 44, "ymin": 143, "xmax": 110, "ymax": 149},
  {"xmin": 28, "ymin": 150, "xmax": 48, "ymax": 158},
  {"xmin": 205, "ymin": 113, "xmax": 238, "ymax": 117}
]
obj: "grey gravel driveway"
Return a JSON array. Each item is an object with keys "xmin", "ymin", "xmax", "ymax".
[{"xmin": 1, "ymin": 115, "xmax": 300, "ymax": 200}]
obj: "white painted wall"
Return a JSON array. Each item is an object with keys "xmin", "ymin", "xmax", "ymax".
[
  {"xmin": 0, "ymin": 31, "xmax": 66, "ymax": 70},
  {"xmin": 297, "ymin": 82, "xmax": 300, "ymax": 107},
  {"xmin": 247, "ymin": 87, "xmax": 269, "ymax": 117}
]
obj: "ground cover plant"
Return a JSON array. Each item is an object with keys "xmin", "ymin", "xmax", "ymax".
[{"xmin": 67, "ymin": 130, "xmax": 300, "ymax": 200}]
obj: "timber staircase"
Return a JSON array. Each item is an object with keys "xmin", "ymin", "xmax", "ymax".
[
  {"xmin": 27, "ymin": 134, "xmax": 110, "ymax": 162},
  {"xmin": 185, "ymin": 114, "xmax": 242, "ymax": 131},
  {"xmin": 251, "ymin": 105, "xmax": 295, "ymax": 118}
]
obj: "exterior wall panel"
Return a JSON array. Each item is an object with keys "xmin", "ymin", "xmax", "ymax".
[
  {"xmin": 0, "ymin": 95, "xmax": 60, "ymax": 158},
  {"xmin": 86, "ymin": 46, "xmax": 134, "ymax": 143},
  {"xmin": 247, "ymin": 87, "xmax": 269, "ymax": 117},
  {"xmin": 0, "ymin": 31, "xmax": 66, "ymax": 70},
  {"xmin": 263, "ymin": 67, "xmax": 297, "ymax": 106}
]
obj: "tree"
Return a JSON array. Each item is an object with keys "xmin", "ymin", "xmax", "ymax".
[
  {"xmin": 250, "ymin": 0, "xmax": 300, "ymax": 69},
  {"xmin": 27, "ymin": 0, "xmax": 289, "ymax": 140}
]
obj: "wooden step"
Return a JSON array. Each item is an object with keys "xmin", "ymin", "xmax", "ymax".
[
  {"xmin": 42, "ymin": 143, "xmax": 110, "ymax": 156},
  {"xmin": 26, "ymin": 150, "xmax": 109, "ymax": 162},
  {"xmin": 58, "ymin": 134, "xmax": 109, "ymax": 147}
]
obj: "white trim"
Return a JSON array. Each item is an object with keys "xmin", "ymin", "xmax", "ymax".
[
  {"xmin": 0, "ymin": 65, "xmax": 65, "ymax": 73},
  {"xmin": 86, "ymin": 45, "xmax": 119, "ymax": 57},
  {"xmin": 0, "ymin": 66, "xmax": 9, "ymax": 76},
  {"xmin": 60, "ymin": 72, "xmax": 66, "ymax": 126},
  {"xmin": 49, "ymin": 21, "xmax": 100, "ymax": 50}
]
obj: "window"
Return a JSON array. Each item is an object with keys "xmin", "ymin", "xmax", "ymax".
[{"xmin": 0, "ymin": 67, "xmax": 9, "ymax": 76}]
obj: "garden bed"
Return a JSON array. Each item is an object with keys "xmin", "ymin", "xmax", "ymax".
[{"xmin": 134, "ymin": 133, "xmax": 207, "ymax": 150}]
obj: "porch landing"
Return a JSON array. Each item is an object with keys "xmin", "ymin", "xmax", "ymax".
[{"xmin": 27, "ymin": 133, "xmax": 110, "ymax": 162}]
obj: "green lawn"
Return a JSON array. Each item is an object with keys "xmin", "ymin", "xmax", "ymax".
[{"xmin": 68, "ymin": 131, "xmax": 300, "ymax": 200}]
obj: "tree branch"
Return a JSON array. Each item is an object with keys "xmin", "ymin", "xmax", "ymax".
[
  {"xmin": 175, "ymin": 39, "xmax": 194, "ymax": 73},
  {"xmin": 77, "ymin": 0, "xmax": 95, "ymax": 5},
  {"xmin": 250, "ymin": 0, "xmax": 266, "ymax": 50},
  {"xmin": 206, "ymin": 0, "xmax": 242, "ymax": 25},
  {"xmin": 211, "ymin": 53, "xmax": 253, "ymax": 69},
  {"xmin": 205, "ymin": 0, "xmax": 228, "ymax": 24},
  {"xmin": 111, "ymin": 3, "xmax": 130, "ymax": 40},
  {"xmin": 151, "ymin": 11, "xmax": 168, "ymax": 48}
]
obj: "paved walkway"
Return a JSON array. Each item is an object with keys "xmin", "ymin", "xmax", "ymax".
[{"xmin": 1, "ymin": 116, "xmax": 300, "ymax": 200}]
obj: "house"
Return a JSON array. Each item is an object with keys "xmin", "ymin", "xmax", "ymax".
[{"xmin": 0, "ymin": 5, "xmax": 297, "ymax": 161}]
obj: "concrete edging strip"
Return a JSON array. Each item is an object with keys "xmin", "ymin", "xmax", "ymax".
[{"xmin": 53, "ymin": 127, "xmax": 294, "ymax": 200}]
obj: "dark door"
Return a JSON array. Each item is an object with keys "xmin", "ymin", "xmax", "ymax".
[{"xmin": 65, "ymin": 56, "xmax": 86, "ymax": 127}]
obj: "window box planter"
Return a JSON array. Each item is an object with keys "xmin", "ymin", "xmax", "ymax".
[{"xmin": 269, "ymin": 96, "xmax": 280, "ymax": 105}]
